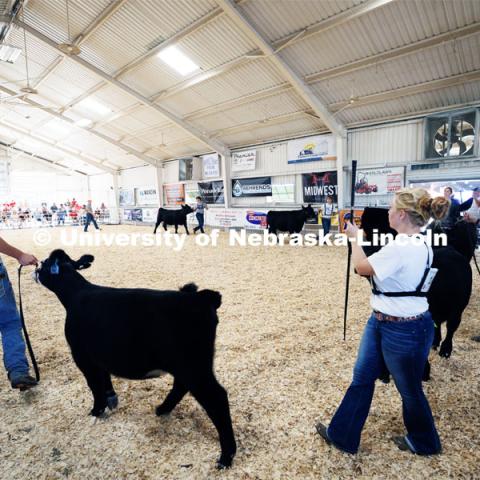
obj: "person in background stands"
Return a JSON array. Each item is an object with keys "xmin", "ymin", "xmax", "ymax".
[
  {"xmin": 50, "ymin": 203, "xmax": 58, "ymax": 215},
  {"xmin": 84, "ymin": 200, "xmax": 100, "ymax": 232},
  {"xmin": 440, "ymin": 186, "xmax": 460, "ymax": 230},
  {"xmin": 0, "ymin": 235, "xmax": 38, "ymax": 390},
  {"xmin": 322, "ymin": 195, "xmax": 334, "ymax": 235},
  {"xmin": 193, "ymin": 196, "xmax": 207, "ymax": 234},
  {"xmin": 57, "ymin": 204, "xmax": 67, "ymax": 226}
]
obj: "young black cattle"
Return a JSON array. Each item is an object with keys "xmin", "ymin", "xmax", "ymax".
[
  {"xmin": 361, "ymin": 208, "xmax": 474, "ymax": 380},
  {"xmin": 35, "ymin": 250, "xmax": 236, "ymax": 469},
  {"xmin": 153, "ymin": 204, "xmax": 194, "ymax": 234},
  {"xmin": 267, "ymin": 205, "xmax": 316, "ymax": 235}
]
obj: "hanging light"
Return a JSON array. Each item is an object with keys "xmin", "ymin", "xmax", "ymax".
[{"xmin": 58, "ymin": 0, "xmax": 81, "ymax": 56}]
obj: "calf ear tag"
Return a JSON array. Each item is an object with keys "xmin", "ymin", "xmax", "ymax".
[{"xmin": 50, "ymin": 260, "xmax": 60, "ymax": 275}]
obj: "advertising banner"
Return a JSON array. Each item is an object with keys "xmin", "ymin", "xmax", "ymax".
[
  {"xmin": 185, "ymin": 184, "xmax": 199, "ymax": 204},
  {"xmin": 287, "ymin": 134, "xmax": 336, "ymax": 164},
  {"xmin": 232, "ymin": 150, "xmax": 256, "ymax": 172},
  {"xmin": 202, "ymin": 153, "xmax": 220, "ymax": 178},
  {"xmin": 232, "ymin": 177, "xmax": 272, "ymax": 197},
  {"xmin": 164, "ymin": 184, "xmax": 185, "ymax": 205},
  {"xmin": 136, "ymin": 187, "xmax": 158, "ymax": 205},
  {"xmin": 198, "ymin": 181, "xmax": 224, "ymax": 204},
  {"xmin": 123, "ymin": 208, "xmax": 143, "ymax": 222},
  {"xmin": 271, "ymin": 184, "xmax": 294, "ymax": 203},
  {"xmin": 206, "ymin": 209, "xmax": 245, "ymax": 228},
  {"xmin": 244, "ymin": 210, "xmax": 268, "ymax": 230},
  {"xmin": 338, "ymin": 209, "xmax": 364, "ymax": 233},
  {"xmin": 119, "ymin": 189, "xmax": 134, "ymax": 206},
  {"xmin": 142, "ymin": 208, "xmax": 158, "ymax": 222},
  {"xmin": 302, "ymin": 171, "xmax": 338, "ymax": 203},
  {"xmin": 355, "ymin": 167, "xmax": 404, "ymax": 195}
]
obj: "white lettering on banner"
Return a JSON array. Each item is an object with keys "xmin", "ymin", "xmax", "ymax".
[{"xmin": 304, "ymin": 185, "xmax": 338, "ymax": 196}]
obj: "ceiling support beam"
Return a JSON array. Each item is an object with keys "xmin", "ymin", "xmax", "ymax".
[
  {"xmin": 16, "ymin": 20, "xmax": 231, "ymax": 157},
  {"xmin": 329, "ymin": 70, "xmax": 480, "ymax": 111},
  {"xmin": 1, "ymin": 142, "xmax": 87, "ymax": 175},
  {"xmin": 216, "ymin": 0, "xmax": 345, "ymax": 137},
  {"xmin": 32, "ymin": 0, "xmax": 129, "ymax": 90},
  {"xmin": 0, "ymin": 84, "xmax": 157, "ymax": 166},
  {"xmin": 306, "ymin": 23, "xmax": 480, "ymax": 84},
  {"xmin": 0, "ymin": 119, "xmax": 118, "ymax": 174}
]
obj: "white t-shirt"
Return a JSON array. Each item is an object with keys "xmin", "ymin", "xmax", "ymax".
[{"xmin": 367, "ymin": 235, "xmax": 433, "ymax": 317}]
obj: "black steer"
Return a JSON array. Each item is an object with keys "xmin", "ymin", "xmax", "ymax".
[
  {"xmin": 153, "ymin": 205, "xmax": 193, "ymax": 234},
  {"xmin": 360, "ymin": 208, "xmax": 474, "ymax": 380},
  {"xmin": 35, "ymin": 249, "xmax": 236, "ymax": 469},
  {"xmin": 267, "ymin": 205, "xmax": 316, "ymax": 235}
]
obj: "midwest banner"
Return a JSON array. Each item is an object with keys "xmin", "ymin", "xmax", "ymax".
[{"xmin": 302, "ymin": 171, "xmax": 338, "ymax": 203}]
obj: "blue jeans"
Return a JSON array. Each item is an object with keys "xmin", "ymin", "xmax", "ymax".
[
  {"xmin": 322, "ymin": 217, "xmax": 331, "ymax": 234},
  {"xmin": 327, "ymin": 312, "xmax": 441, "ymax": 455},
  {"xmin": 84, "ymin": 212, "xmax": 99, "ymax": 232},
  {"xmin": 0, "ymin": 260, "xmax": 29, "ymax": 376},
  {"xmin": 194, "ymin": 213, "xmax": 205, "ymax": 233}
]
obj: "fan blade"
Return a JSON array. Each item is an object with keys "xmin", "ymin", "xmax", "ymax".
[
  {"xmin": 461, "ymin": 127, "xmax": 475, "ymax": 137},
  {"xmin": 457, "ymin": 141, "xmax": 467, "ymax": 155},
  {"xmin": 439, "ymin": 147, "xmax": 448, "ymax": 156},
  {"xmin": 435, "ymin": 132, "xmax": 448, "ymax": 142}
]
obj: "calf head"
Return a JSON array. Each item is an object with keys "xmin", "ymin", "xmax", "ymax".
[
  {"xmin": 34, "ymin": 249, "xmax": 94, "ymax": 289},
  {"xmin": 302, "ymin": 204, "xmax": 316, "ymax": 219},
  {"xmin": 182, "ymin": 204, "xmax": 194, "ymax": 214}
]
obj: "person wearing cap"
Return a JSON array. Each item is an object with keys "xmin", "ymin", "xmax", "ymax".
[
  {"xmin": 0, "ymin": 235, "xmax": 38, "ymax": 390},
  {"xmin": 316, "ymin": 188, "xmax": 448, "ymax": 456}
]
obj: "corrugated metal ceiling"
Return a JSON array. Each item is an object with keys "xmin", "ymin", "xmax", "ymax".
[{"xmin": 0, "ymin": 0, "xmax": 476, "ymax": 173}]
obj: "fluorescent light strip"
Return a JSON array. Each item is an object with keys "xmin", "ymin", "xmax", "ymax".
[
  {"xmin": 157, "ymin": 45, "xmax": 199, "ymax": 76},
  {"xmin": 0, "ymin": 44, "xmax": 22, "ymax": 64}
]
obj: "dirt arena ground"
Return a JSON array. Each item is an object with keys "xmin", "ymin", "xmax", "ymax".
[{"xmin": 0, "ymin": 225, "xmax": 478, "ymax": 479}]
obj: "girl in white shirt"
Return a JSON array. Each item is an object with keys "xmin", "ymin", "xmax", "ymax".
[{"xmin": 316, "ymin": 188, "xmax": 448, "ymax": 456}]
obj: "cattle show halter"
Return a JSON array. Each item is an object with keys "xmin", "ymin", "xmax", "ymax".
[
  {"xmin": 17, "ymin": 265, "xmax": 40, "ymax": 382},
  {"xmin": 343, "ymin": 160, "xmax": 357, "ymax": 341}
]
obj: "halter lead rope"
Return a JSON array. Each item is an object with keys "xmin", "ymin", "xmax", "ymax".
[{"xmin": 17, "ymin": 265, "xmax": 40, "ymax": 381}]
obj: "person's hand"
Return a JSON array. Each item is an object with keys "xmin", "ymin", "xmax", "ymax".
[
  {"xmin": 17, "ymin": 253, "xmax": 38, "ymax": 266},
  {"xmin": 344, "ymin": 220, "xmax": 359, "ymax": 238}
]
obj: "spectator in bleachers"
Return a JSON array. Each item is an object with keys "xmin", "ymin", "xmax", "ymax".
[{"xmin": 57, "ymin": 204, "xmax": 67, "ymax": 225}]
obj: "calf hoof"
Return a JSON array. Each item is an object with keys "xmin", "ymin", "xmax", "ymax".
[
  {"xmin": 439, "ymin": 342, "xmax": 452, "ymax": 358},
  {"xmin": 90, "ymin": 407, "xmax": 106, "ymax": 417},
  {"xmin": 216, "ymin": 453, "xmax": 234, "ymax": 470},
  {"xmin": 106, "ymin": 393, "xmax": 119, "ymax": 410},
  {"xmin": 155, "ymin": 404, "xmax": 172, "ymax": 416}
]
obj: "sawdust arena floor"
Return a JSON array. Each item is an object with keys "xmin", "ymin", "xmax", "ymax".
[{"xmin": 0, "ymin": 225, "xmax": 478, "ymax": 479}]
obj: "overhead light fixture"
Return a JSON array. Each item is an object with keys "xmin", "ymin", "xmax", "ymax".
[
  {"xmin": 75, "ymin": 118, "xmax": 92, "ymax": 127},
  {"xmin": 77, "ymin": 97, "xmax": 111, "ymax": 116},
  {"xmin": 58, "ymin": 43, "xmax": 81, "ymax": 56},
  {"xmin": 0, "ymin": 44, "xmax": 22, "ymax": 64},
  {"xmin": 157, "ymin": 45, "xmax": 199, "ymax": 76}
]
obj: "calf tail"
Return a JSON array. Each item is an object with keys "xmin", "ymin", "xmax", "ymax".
[
  {"xmin": 199, "ymin": 289, "xmax": 222, "ymax": 310},
  {"xmin": 180, "ymin": 282, "xmax": 198, "ymax": 293}
]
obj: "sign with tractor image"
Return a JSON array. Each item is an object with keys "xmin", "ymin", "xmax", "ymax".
[{"xmin": 354, "ymin": 167, "xmax": 404, "ymax": 195}]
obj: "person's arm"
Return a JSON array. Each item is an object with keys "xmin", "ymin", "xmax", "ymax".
[
  {"xmin": 459, "ymin": 197, "xmax": 473, "ymax": 212},
  {"xmin": 344, "ymin": 221, "xmax": 375, "ymax": 276},
  {"xmin": 0, "ymin": 237, "xmax": 38, "ymax": 266}
]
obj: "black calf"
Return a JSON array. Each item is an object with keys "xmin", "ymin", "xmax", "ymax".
[
  {"xmin": 153, "ymin": 205, "xmax": 194, "ymax": 234},
  {"xmin": 35, "ymin": 250, "xmax": 236, "ymax": 469}
]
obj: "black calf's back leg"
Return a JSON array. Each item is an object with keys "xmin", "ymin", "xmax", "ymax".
[
  {"xmin": 105, "ymin": 374, "xmax": 118, "ymax": 410},
  {"xmin": 184, "ymin": 222, "xmax": 189, "ymax": 235},
  {"xmin": 440, "ymin": 314, "xmax": 462, "ymax": 358},
  {"xmin": 188, "ymin": 374, "xmax": 236, "ymax": 469},
  {"xmin": 156, "ymin": 377, "xmax": 188, "ymax": 416}
]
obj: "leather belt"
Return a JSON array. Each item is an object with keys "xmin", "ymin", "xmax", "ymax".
[{"xmin": 373, "ymin": 310, "xmax": 424, "ymax": 322}]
